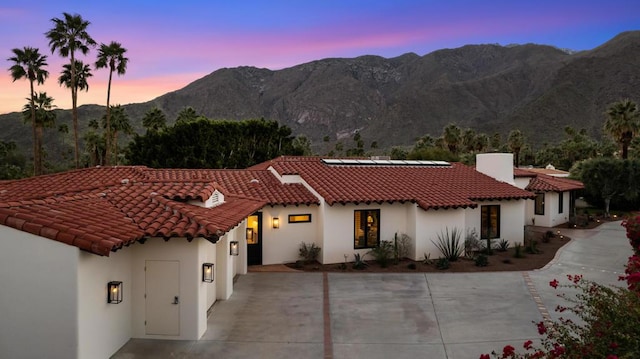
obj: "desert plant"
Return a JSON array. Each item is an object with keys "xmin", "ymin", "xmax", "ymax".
[
  {"xmin": 422, "ymin": 252, "xmax": 433, "ymax": 265},
  {"xmin": 352, "ymin": 253, "xmax": 368, "ymax": 270},
  {"xmin": 475, "ymin": 254, "xmax": 489, "ymax": 267},
  {"xmin": 525, "ymin": 239, "xmax": 540, "ymax": 254},
  {"xmin": 393, "ymin": 232, "xmax": 411, "ymax": 262},
  {"xmin": 298, "ymin": 242, "xmax": 321, "ymax": 264},
  {"xmin": 369, "ymin": 240, "xmax": 394, "ymax": 268},
  {"xmin": 513, "ymin": 242, "xmax": 524, "ymax": 258},
  {"xmin": 435, "ymin": 257, "xmax": 450, "ymax": 270},
  {"xmin": 497, "ymin": 239, "xmax": 509, "ymax": 252},
  {"xmin": 542, "ymin": 230, "xmax": 554, "ymax": 243},
  {"xmin": 432, "ymin": 227, "xmax": 463, "ymax": 261},
  {"xmin": 464, "ymin": 228, "xmax": 483, "ymax": 259}
]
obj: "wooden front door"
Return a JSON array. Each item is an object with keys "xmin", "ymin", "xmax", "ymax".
[{"xmin": 246, "ymin": 213, "xmax": 262, "ymax": 265}]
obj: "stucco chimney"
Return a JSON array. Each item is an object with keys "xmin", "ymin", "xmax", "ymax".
[{"xmin": 476, "ymin": 153, "xmax": 515, "ymax": 185}]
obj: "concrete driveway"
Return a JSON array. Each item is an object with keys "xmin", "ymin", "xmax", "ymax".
[{"xmin": 112, "ymin": 221, "xmax": 631, "ymax": 359}]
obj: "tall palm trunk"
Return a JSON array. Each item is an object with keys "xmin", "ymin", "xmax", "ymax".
[
  {"xmin": 70, "ymin": 53, "xmax": 79, "ymax": 169},
  {"xmin": 29, "ymin": 79, "xmax": 39, "ymax": 176},
  {"xmin": 105, "ymin": 69, "xmax": 113, "ymax": 166}
]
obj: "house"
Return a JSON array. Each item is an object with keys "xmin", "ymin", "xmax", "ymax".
[
  {"xmin": 0, "ymin": 153, "xmax": 543, "ymax": 358},
  {"xmin": 513, "ymin": 166, "xmax": 584, "ymax": 227}
]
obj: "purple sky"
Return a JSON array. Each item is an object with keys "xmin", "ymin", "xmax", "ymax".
[{"xmin": 1, "ymin": 0, "xmax": 639, "ymax": 114}]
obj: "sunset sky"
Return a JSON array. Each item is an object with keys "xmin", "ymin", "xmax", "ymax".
[{"xmin": 1, "ymin": 0, "xmax": 639, "ymax": 115}]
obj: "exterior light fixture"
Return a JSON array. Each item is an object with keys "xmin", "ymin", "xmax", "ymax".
[
  {"xmin": 202, "ymin": 263, "xmax": 214, "ymax": 283},
  {"xmin": 556, "ymin": 230, "xmax": 561, "ymax": 236},
  {"xmin": 230, "ymin": 241, "xmax": 239, "ymax": 256},
  {"xmin": 272, "ymin": 217, "xmax": 280, "ymax": 229},
  {"xmin": 107, "ymin": 281, "xmax": 123, "ymax": 304}
]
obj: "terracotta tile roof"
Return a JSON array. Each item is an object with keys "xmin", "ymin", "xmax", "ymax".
[
  {"xmin": 265, "ymin": 156, "xmax": 535, "ymax": 210},
  {"xmin": 0, "ymin": 166, "xmax": 316, "ymax": 256},
  {"xmin": 514, "ymin": 168, "xmax": 584, "ymax": 192}
]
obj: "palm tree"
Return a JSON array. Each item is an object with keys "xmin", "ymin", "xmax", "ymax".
[
  {"xmin": 604, "ymin": 99, "xmax": 640, "ymax": 159},
  {"xmin": 22, "ymin": 92, "xmax": 56, "ymax": 175},
  {"xmin": 8, "ymin": 47, "xmax": 49, "ymax": 176},
  {"xmin": 102, "ymin": 105, "xmax": 132, "ymax": 165},
  {"xmin": 58, "ymin": 60, "xmax": 92, "ymax": 92},
  {"xmin": 508, "ymin": 129, "xmax": 525, "ymax": 167},
  {"xmin": 142, "ymin": 107, "xmax": 167, "ymax": 133},
  {"xmin": 443, "ymin": 123, "xmax": 461, "ymax": 154},
  {"xmin": 95, "ymin": 42, "xmax": 128, "ymax": 165},
  {"xmin": 46, "ymin": 12, "xmax": 96, "ymax": 169},
  {"xmin": 176, "ymin": 106, "xmax": 199, "ymax": 124}
]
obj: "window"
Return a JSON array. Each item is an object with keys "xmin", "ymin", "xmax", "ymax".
[
  {"xmin": 535, "ymin": 193, "xmax": 545, "ymax": 215},
  {"xmin": 481, "ymin": 205, "xmax": 500, "ymax": 239},
  {"xmin": 558, "ymin": 192, "xmax": 563, "ymax": 214},
  {"xmin": 354, "ymin": 210, "xmax": 379, "ymax": 249},
  {"xmin": 288, "ymin": 214, "xmax": 311, "ymax": 223}
]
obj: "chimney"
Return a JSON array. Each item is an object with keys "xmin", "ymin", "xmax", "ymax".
[{"xmin": 476, "ymin": 153, "xmax": 515, "ymax": 185}]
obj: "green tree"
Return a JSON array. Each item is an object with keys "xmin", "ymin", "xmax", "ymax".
[
  {"xmin": 604, "ymin": 99, "xmax": 640, "ymax": 159},
  {"xmin": 507, "ymin": 129, "xmax": 525, "ymax": 167},
  {"xmin": 175, "ymin": 106, "xmax": 199, "ymax": 124},
  {"xmin": 490, "ymin": 132, "xmax": 501, "ymax": 150},
  {"xmin": 102, "ymin": 105, "xmax": 132, "ymax": 165},
  {"xmin": 95, "ymin": 41, "xmax": 128, "ymax": 166},
  {"xmin": 443, "ymin": 124, "xmax": 461, "ymax": 154},
  {"xmin": 142, "ymin": 107, "xmax": 167, "ymax": 133},
  {"xmin": 8, "ymin": 46, "xmax": 49, "ymax": 176},
  {"xmin": 0, "ymin": 141, "xmax": 27, "ymax": 179},
  {"xmin": 46, "ymin": 12, "xmax": 96, "ymax": 169},
  {"xmin": 22, "ymin": 92, "xmax": 56, "ymax": 175}
]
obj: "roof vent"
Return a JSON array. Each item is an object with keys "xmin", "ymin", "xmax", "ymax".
[
  {"xmin": 250, "ymin": 179, "xmax": 259, "ymax": 183},
  {"xmin": 121, "ymin": 178, "xmax": 129, "ymax": 184}
]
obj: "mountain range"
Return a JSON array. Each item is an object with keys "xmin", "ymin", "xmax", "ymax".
[{"xmin": 1, "ymin": 30, "xmax": 639, "ymax": 159}]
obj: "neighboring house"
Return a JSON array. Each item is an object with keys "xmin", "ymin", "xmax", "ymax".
[
  {"xmin": 513, "ymin": 166, "xmax": 584, "ymax": 227},
  {"xmin": 0, "ymin": 153, "xmax": 539, "ymax": 358}
]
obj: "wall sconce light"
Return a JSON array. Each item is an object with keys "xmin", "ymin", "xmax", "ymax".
[
  {"xmin": 230, "ymin": 241, "xmax": 239, "ymax": 256},
  {"xmin": 107, "ymin": 281, "xmax": 123, "ymax": 304},
  {"xmin": 202, "ymin": 263, "xmax": 214, "ymax": 283},
  {"xmin": 272, "ymin": 217, "xmax": 280, "ymax": 229}
]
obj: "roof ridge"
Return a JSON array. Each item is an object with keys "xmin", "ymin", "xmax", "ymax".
[{"xmin": 0, "ymin": 192, "xmax": 106, "ymax": 208}]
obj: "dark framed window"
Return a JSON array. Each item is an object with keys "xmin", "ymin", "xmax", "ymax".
[
  {"xmin": 558, "ymin": 192, "xmax": 563, "ymax": 214},
  {"xmin": 288, "ymin": 214, "xmax": 311, "ymax": 223},
  {"xmin": 354, "ymin": 209, "xmax": 380, "ymax": 249},
  {"xmin": 481, "ymin": 205, "xmax": 500, "ymax": 239},
  {"xmin": 535, "ymin": 193, "xmax": 545, "ymax": 215}
]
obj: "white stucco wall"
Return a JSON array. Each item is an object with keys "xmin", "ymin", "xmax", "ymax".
[
  {"xmin": 130, "ymin": 237, "xmax": 207, "ymax": 340},
  {"xmin": 320, "ymin": 202, "xmax": 409, "ymax": 264},
  {"xmin": 533, "ymin": 192, "xmax": 569, "ymax": 228},
  {"xmin": 216, "ymin": 234, "xmax": 233, "ymax": 300},
  {"xmin": 0, "ymin": 226, "xmax": 78, "ymax": 359},
  {"xmin": 476, "ymin": 153, "xmax": 515, "ymax": 185},
  {"xmin": 466, "ymin": 200, "xmax": 526, "ymax": 246},
  {"xmin": 414, "ymin": 208, "xmax": 466, "ymax": 261},
  {"xmin": 206, "ymin": 237, "xmax": 217, "ymax": 309},
  {"xmin": 260, "ymin": 205, "xmax": 320, "ymax": 265},
  {"xmin": 77, "ymin": 248, "xmax": 133, "ymax": 359}
]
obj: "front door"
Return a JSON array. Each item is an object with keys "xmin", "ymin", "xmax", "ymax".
[
  {"xmin": 246, "ymin": 213, "xmax": 262, "ymax": 265},
  {"xmin": 145, "ymin": 260, "xmax": 180, "ymax": 336}
]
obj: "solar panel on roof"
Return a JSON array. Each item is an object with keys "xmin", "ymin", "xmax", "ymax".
[{"xmin": 321, "ymin": 158, "xmax": 450, "ymax": 167}]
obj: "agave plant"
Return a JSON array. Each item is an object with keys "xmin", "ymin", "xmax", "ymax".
[{"xmin": 432, "ymin": 227, "xmax": 463, "ymax": 261}]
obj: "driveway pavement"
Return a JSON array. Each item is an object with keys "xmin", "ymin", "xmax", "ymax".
[{"xmin": 112, "ymin": 221, "xmax": 631, "ymax": 359}]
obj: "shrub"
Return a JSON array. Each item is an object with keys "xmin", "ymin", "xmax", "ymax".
[
  {"xmin": 497, "ymin": 239, "xmax": 509, "ymax": 252},
  {"xmin": 298, "ymin": 242, "xmax": 321, "ymax": 264},
  {"xmin": 622, "ymin": 215, "xmax": 640, "ymax": 255},
  {"xmin": 525, "ymin": 239, "xmax": 540, "ymax": 254},
  {"xmin": 542, "ymin": 230, "xmax": 554, "ymax": 243},
  {"xmin": 352, "ymin": 253, "xmax": 367, "ymax": 270},
  {"xmin": 432, "ymin": 227, "xmax": 463, "ymax": 261},
  {"xmin": 513, "ymin": 243, "xmax": 524, "ymax": 258},
  {"xmin": 393, "ymin": 232, "xmax": 412, "ymax": 263},
  {"xmin": 435, "ymin": 257, "xmax": 450, "ymax": 270},
  {"xmin": 407, "ymin": 262, "xmax": 417, "ymax": 270},
  {"xmin": 464, "ymin": 228, "xmax": 483, "ymax": 259},
  {"xmin": 474, "ymin": 254, "xmax": 489, "ymax": 267},
  {"xmin": 422, "ymin": 252, "xmax": 433, "ymax": 265},
  {"xmin": 368, "ymin": 240, "xmax": 395, "ymax": 268},
  {"xmin": 481, "ymin": 275, "xmax": 640, "ymax": 359}
]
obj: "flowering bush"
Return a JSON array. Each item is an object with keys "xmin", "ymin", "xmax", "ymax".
[
  {"xmin": 622, "ymin": 215, "xmax": 640, "ymax": 255},
  {"xmin": 480, "ymin": 275, "xmax": 640, "ymax": 358}
]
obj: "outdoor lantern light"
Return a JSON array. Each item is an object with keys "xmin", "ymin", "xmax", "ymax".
[
  {"xmin": 107, "ymin": 281, "xmax": 123, "ymax": 304},
  {"xmin": 272, "ymin": 217, "xmax": 280, "ymax": 229},
  {"xmin": 202, "ymin": 263, "xmax": 214, "ymax": 283},
  {"xmin": 230, "ymin": 241, "xmax": 239, "ymax": 256}
]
